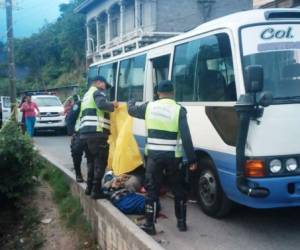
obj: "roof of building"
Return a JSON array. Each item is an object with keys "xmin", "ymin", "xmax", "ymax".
[{"xmin": 74, "ymin": 0, "xmax": 103, "ymax": 14}]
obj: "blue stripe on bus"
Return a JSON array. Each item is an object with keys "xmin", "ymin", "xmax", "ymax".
[{"xmin": 134, "ymin": 134, "xmax": 300, "ymax": 209}]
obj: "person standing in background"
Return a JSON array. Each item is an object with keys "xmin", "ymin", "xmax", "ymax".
[{"xmin": 20, "ymin": 94, "xmax": 40, "ymax": 137}]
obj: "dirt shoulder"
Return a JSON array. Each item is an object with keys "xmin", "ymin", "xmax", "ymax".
[
  {"xmin": 0, "ymin": 180, "xmax": 97, "ymax": 250},
  {"xmin": 35, "ymin": 182, "xmax": 79, "ymax": 250}
]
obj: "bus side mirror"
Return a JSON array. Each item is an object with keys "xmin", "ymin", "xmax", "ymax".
[
  {"xmin": 257, "ymin": 91, "xmax": 273, "ymax": 107},
  {"xmin": 244, "ymin": 65, "xmax": 264, "ymax": 93}
]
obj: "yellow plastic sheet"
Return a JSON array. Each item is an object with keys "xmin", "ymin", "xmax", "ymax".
[{"xmin": 107, "ymin": 103, "xmax": 143, "ymax": 176}]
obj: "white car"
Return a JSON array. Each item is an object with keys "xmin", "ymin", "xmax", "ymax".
[{"xmin": 32, "ymin": 95, "xmax": 66, "ymax": 133}]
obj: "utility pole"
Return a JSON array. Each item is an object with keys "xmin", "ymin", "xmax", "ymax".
[{"xmin": 5, "ymin": 0, "xmax": 17, "ymax": 118}]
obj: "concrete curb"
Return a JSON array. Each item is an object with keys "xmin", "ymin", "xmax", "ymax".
[{"xmin": 39, "ymin": 150, "xmax": 165, "ymax": 250}]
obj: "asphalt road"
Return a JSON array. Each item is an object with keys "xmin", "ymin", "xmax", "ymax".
[{"xmin": 34, "ymin": 134, "xmax": 300, "ymax": 250}]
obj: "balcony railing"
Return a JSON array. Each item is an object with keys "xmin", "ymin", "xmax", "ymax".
[{"xmin": 86, "ymin": 29, "xmax": 181, "ymax": 61}]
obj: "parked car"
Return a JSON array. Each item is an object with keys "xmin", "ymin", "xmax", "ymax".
[
  {"xmin": 0, "ymin": 96, "xmax": 11, "ymax": 128},
  {"xmin": 32, "ymin": 95, "xmax": 66, "ymax": 134}
]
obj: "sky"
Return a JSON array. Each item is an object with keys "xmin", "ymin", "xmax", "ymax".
[{"xmin": 0, "ymin": 0, "xmax": 70, "ymax": 42}]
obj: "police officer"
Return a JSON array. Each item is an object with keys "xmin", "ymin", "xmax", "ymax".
[
  {"xmin": 68, "ymin": 95, "xmax": 84, "ymax": 183},
  {"xmin": 128, "ymin": 80, "xmax": 197, "ymax": 235},
  {"xmin": 79, "ymin": 75, "xmax": 118, "ymax": 199}
]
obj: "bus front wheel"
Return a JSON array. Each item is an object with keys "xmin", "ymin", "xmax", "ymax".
[{"xmin": 196, "ymin": 158, "xmax": 232, "ymax": 218}]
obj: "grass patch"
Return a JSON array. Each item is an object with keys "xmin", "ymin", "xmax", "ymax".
[{"xmin": 40, "ymin": 160, "xmax": 96, "ymax": 249}]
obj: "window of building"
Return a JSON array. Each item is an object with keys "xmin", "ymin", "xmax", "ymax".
[
  {"xmin": 99, "ymin": 62, "xmax": 118, "ymax": 101},
  {"xmin": 139, "ymin": 2, "xmax": 143, "ymax": 26},
  {"xmin": 111, "ymin": 16, "xmax": 120, "ymax": 38},
  {"xmin": 117, "ymin": 54, "xmax": 146, "ymax": 101},
  {"xmin": 99, "ymin": 24, "xmax": 106, "ymax": 45},
  {"xmin": 172, "ymin": 33, "xmax": 236, "ymax": 102}
]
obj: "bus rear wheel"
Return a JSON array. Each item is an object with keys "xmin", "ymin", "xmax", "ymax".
[{"xmin": 196, "ymin": 158, "xmax": 232, "ymax": 218}]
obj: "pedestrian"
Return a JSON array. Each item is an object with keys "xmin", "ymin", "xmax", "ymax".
[
  {"xmin": 66, "ymin": 95, "xmax": 80, "ymax": 136},
  {"xmin": 79, "ymin": 75, "xmax": 118, "ymax": 199},
  {"xmin": 127, "ymin": 80, "xmax": 197, "ymax": 235},
  {"xmin": 67, "ymin": 95, "xmax": 85, "ymax": 182},
  {"xmin": 64, "ymin": 98, "xmax": 73, "ymax": 117},
  {"xmin": 20, "ymin": 94, "xmax": 40, "ymax": 137}
]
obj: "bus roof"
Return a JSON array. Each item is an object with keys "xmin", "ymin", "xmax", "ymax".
[{"xmin": 90, "ymin": 8, "xmax": 300, "ymax": 67}]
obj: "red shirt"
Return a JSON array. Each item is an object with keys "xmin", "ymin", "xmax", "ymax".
[{"xmin": 20, "ymin": 102, "xmax": 39, "ymax": 118}]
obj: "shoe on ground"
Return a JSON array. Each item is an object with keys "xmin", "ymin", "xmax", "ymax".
[
  {"xmin": 91, "ymin": 191, "xmax": 108, "ymax": 200},
  {"xmin": 76, "ymin": 175, "xmax": 84, "ymax": 183},
  {"xmin": 140, "ymin": 224, "xmax": 156, "ymax": 235},
  {"xmin": 85, "ymin": 186, "xmax": 92, "ymax": 196},
  {"xmin": 177, "ymin": 220, "xmax": 187, "ymax": 232}
]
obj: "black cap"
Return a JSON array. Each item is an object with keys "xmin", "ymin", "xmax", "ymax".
[
  {"xmin": 157, "ymin": 80, "xmax": 174, "ymax": 93},
  {"xmin": 91, "ymin": 75, "xmax": 112, "ymax": 88}
]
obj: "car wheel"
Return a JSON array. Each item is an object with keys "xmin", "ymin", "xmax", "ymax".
[{"xmin": 196, "ymin": 158, "xmax": 232, "ymax": 218}]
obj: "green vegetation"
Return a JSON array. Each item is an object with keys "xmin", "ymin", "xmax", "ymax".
[
  {"xmin": 0, "ymin": 0, "xmax": 87, "ymax": 95},
  {"xmin": 41, "ymin": 161, "xmax": 95, "ymax": 248},
  {"xmin": 0, "ymin": 120, "xmax": 41, "ymax": 202}
]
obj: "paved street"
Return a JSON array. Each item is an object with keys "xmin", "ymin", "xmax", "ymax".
[{"xmin": 35, "ymin": 134, "xmax": 300, "ymax": 250}]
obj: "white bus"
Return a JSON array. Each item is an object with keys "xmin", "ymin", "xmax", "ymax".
[{"xmin": 88, "ymin": 9, "xmax": 300, "ymax": 217}]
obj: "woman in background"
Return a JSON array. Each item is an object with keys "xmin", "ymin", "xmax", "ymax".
[{"xmin": 20, "ymin": 94, "xmax": 40, "ymax": 137}]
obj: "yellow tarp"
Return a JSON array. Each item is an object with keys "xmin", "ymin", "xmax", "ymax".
[{"xmin": 107, "ymin": 103, "xmax": 143, "ymax": 176}]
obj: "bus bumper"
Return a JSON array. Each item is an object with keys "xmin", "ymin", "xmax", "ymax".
[{"xmin": 219, "ymin": 170, "xmax": 300, "ymax": 208}]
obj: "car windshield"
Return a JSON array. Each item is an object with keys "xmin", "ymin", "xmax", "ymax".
[
  {"xmin": 34, "ymin": 97, "xmax": 61, "ymax": 107},
  {"xmin": 241, "ymin": 24, "xmax": 300, "ymax": 100},
  {"xmin": 2, "ymin": 97, "xmax": 11, "ymax": 108}
]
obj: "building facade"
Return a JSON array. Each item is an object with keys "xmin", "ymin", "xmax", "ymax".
[
  {"xmin": 75, "ymin": 0, "xmax": 252, "ymax": 64},
  {"xmin": 254, "ymin": 0, "xmax": 300, "ymax": 8}
]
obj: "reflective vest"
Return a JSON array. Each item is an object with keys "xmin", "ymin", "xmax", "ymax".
[
  {"xmin": 145, "ymin": 98, "xmax": 183, "ymax": 158},
  {"xmin": 79, "ymin": 86, "xmax": 110, "ymax": 134}
]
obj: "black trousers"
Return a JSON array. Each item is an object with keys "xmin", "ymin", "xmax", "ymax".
[
  {"xmin": 145, "ymin": 157, "xmax": 187, "ymax": 202},
  {"xmin": 82, "ymin": 137, "xmax": 109, "ymax": 185},
  {"xmin": 70, "ymin": 133, "xmax": 86, "ymax": 171}
]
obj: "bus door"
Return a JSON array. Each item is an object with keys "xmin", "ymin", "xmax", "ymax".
[
  {"xmin": 1, "ymin": 96, "xmax": 11, "ymax": 124},
  {"xmin": 145, "ymin": 49, "xmax": 172, "ymax": 101}
]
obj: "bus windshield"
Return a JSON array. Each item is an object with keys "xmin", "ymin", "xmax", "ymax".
[{"xmin": 241, "ymin": 24, "xmax": 300, "ymax": 100}]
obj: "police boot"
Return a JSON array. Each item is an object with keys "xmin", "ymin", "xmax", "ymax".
[
  {"xmin": 91, "ymin": 180, "xmax": 107, "ymax": 200},
  {"xmin": 175, "ymin": 198, "xmax": 187, "ymax": 232},
  {"xmin": 85, "ymin": 180, "xmax": 93, "ymax": 195},
  {"xmin": 85, "ymin": 163, "xmax": 93, "ymax": 195},
  {"xmin": 140, "ymin": 200, "xmax": 157, "ymax": 235},
  {"xmin": 74, "ymin": 165, "xmax": 84, "ymax": 183}
]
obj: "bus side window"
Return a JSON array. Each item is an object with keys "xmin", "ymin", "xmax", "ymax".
[
  {"xmin": 99, "ymin": 62, "xmax": 118, "ymax": 101},
  {"xmin": 87, "ymin": 66, "xmax": 99, "ymax": 86},
  {"xmin": 196, "ymin": 34, "xmax": 236, "ymax": 102},
  {"xmin": 118, "ymin": 54, "xmax": 146, "ymax": 101},
  {"xmin": 151, "ymin": 55, "xmax": 171, "ymax": 99},
  {"xmin": 172, "ymin": 33, "xmax": 236, "ymax": 102}
]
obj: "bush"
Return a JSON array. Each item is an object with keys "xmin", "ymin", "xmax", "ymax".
[{"xmin": 0, "ymin": 120, "xmax": 40, "ymax": 201}]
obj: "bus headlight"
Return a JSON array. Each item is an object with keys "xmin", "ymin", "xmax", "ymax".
[
  {"xmin": 269, "ymin": 159, "xmax": 282, "ymax": 174},
  {"xmin": 286, "ymin": 158, "xmax": 298, "ymax": 172}
]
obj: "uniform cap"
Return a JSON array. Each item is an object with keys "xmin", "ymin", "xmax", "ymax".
[
  {"xmin": 157, "ymin": 80, "xmax": 174, "ymax": 93},
  {"xmin": 91, "ymin": 75, "xmax": 112, "ymax": 89}
]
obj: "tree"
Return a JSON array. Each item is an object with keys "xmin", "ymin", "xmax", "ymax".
[{"xmin": 14, "ymin": 0, "xmax": 86, "ymax": 90}]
